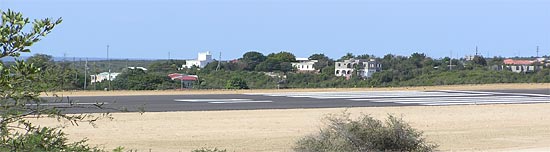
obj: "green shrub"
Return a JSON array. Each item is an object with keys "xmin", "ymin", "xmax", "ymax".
[
  {"xmin": 0, "ymin": 127, "xmax": 102, "ymax": 152},
  {"xmin": 191, "ymin": 147, "xmax": 227, "ymax": 152},
  {"xmin": 294, "ymin": 112, "xmax": 438, "ymax": 152}
]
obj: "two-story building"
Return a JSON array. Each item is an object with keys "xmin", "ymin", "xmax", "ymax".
[
  {"xmin": 182, "ymin": 51, "xmax": 213, "ymax": 69},
  {"xmin": 335, "ymin": 58, "xmax": 381, "ymax": 78}
]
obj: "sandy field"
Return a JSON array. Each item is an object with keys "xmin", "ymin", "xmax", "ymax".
[
  {"xmin": 30, "ymin": 103, "xmax": 550, "ymax": 152},
  {"xmin": 43, "ymin": 83, "xmax": 550, "ymax": 97}
]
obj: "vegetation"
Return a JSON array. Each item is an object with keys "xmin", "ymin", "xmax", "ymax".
[
  {"xmin": 294, "ymin": 112, "xmax": 438, "ymax": 152},
  {"xmin": 0, "ymin": 9, "xmax": 118, "ymax": 152},
  {"xmin": 191, "ymin": 147, "xmax": 227, "ymax": 152}
]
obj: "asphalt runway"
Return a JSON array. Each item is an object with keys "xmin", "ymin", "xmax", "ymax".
[{"xmin": 41, "ymin": 89, "xmax": 550, "ymax": 113}]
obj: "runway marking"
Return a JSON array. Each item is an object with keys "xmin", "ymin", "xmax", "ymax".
[
  {"xmin": 25, "ymin": 102, "xmax": 109, "ymax": 106},
  {"xmin": 208, "ymin": 100, "xmax": 273, "ymax": 104},
  {"xmin": 174, "ymin": 99, "xmax": 273, "ymax": 104},
  {"xmin": 246, "ymin": 90, "xmax": 550, "ymax": 106},
  {"xmin": 174, "ymin": 99, "xmax": 251, "ymax": 102},
  {"xmin": 439, "ymin": 90, "xmax": 550, "ymax": 97},
  {"xmin": 247, "ymin": 91, "xmax": 492, "ymax": 99}
]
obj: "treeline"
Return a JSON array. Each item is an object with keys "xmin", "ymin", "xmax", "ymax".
[{"xmin": 22, "ymin": 51, "xmax": 550, "ymax": 90}]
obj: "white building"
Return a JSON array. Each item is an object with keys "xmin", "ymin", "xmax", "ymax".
[
  {"xmin": 127, "ymin": 67, "xmax": 147, "ymax": 71},
  {"xmin": 335, "ymin": 58, "xmax": 381, "ymax": 78},
  {"xmin": 90, "ymin": 72, "xmax": 120, "ymax": 83},
  {"xmin": 291, "ymin": 58, "xmax": 318, "ymax": 72},
  {"xmin": 182, "ymin": 51, "xmax": 213, "ymax": 68},
  {"xmin": 502, "ymin": 59, "xmax": 543, "ymax": 73}
]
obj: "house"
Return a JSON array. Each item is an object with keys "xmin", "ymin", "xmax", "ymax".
[
  {"xmin": 127, "ymin": 67, "xmax": 147, "ymax": 71},
  {"xmin": 291, "ymin": 58, "xmax": 318, "ymax": 72},
  {"xmin": 90, "ymin": 72, "xmax": 120, "ymax": 83},
  {"xmin": 335, "ymin": 58, "xmax": 381, "ymax": 78},
  {"xmin": 502, "ymin": 59, "xmax": 543, "ymax": 73},
  {"xmin": 168, "ymin": 73, "xmax": 199, "ymax": 88},
  {"xmin": 182, "ymin": 51, "xmax": 213, "ymax": 69}
]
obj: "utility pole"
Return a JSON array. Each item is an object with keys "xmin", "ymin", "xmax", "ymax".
[
  {"xmin": 475, "ymin": 46, "xmax": 479, "ymax": 56},
  {"xmin": 216, "ymin": 52, "xmax": 221, "ymax": 71},
  {"xmin": 449, "ymin": 50, "xmax": 453, "ymax": 71},
  {"xmin": 62, "ymin": 53, "xmax": 66, "ymax": 90},
  {"xmin": 107, "ymin": 45, "xmax": 111, "ymax": 91},
  {"xmin": 537, "ymin": 46, "xmax": 539, "ymax": 57},
  {"xmin": 84, "ymin": 58, "xmax": 88, "ymax": 90},
  {"xmin": 73, "ymin": 57, "xmax": 77, "ymax": 86}
]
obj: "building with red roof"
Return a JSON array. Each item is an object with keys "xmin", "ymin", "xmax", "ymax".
[{"xmin": 168, "ymin": 73, "xmax": 198, "ymax": 89}]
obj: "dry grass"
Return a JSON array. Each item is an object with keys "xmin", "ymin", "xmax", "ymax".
[
  {"xmin": 43, "ymin": 83, "xmax": 550, "ymax": 97},
  {"xmin": 30, "ymin": 103, "xmax": 550, "ymax": 152}
]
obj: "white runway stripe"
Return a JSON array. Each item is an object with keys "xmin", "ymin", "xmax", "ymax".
[
  {"xmin": 174, "ymin": 99, "xmax": 251, "ymax": 102},
  {"xmin": 247, "ymin": 90, "xmax": 550, "ymax": 106},
  {"xmin": 422, "ymin": 100, "xmax": 550, "ymax": 106},
  {"xmin": 208, "ymin": 100, "xmax": 273, "ymax": 104},
  {"xmin": 26, "ymin": 102, "xmax": 109, "ymax": 106},
  {"xmin": 174, "ymin": 99, "xmax": 273, "ymax": 104},
  {"xmin": 439, "ymin": 90, "xmax": 550, "ymax": 97}
]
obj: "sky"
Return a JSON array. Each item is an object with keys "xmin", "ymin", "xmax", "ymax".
[{"xmin": 2, "ymin": 0, "xmax": 550, "ymax": 60}]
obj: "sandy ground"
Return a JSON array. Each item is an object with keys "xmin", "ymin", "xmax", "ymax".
[
  {"xmin": 43, "ymin": 83, "xmax": 550, "ymax": 97},
  {"xmin": 29, "ymin": 103, "xmax": 550, "ymax": 152}
]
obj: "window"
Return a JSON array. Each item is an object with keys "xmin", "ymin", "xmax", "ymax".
[{"xmin": 336, "ymin": 70, "xmax": 340, "ymax": 74}]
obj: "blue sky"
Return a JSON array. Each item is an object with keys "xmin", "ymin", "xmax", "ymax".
[{"xmin": 2, "ymin": 0, "xmax": 549, "ymax": 60}]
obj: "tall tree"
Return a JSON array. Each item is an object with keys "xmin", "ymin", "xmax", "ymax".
[
  {"xmin": 339, "ymin": 52, "xmax": 354, "ymax": 61},
  {"xmin": 241, "ymin": 51, "xmax": 266, "ymax": 71},
  {"xmin": 309, "ymin": 53, "xmax": 333, "ymax": 72},
  {"xmin": 26, "ymin": 53, "xmax": 54, "ymax": 70},
  {"xmin": 472, "ymin": 55, "xmax": 487, "ymax": 66},
  {"xmin": 268, "ymin": 51, "xmax": 297, "ymax": 62},
  {"xmin": 0, "ymin": 9, "xmax": 106, "ymax": 151}
]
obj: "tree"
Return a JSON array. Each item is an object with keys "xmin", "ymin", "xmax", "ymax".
[
  {"xmin": 309, "ymin": 53, "xmax": 333, "ymax": 72},
  {"xmin": 26, "ymin": 53, "xmax": 54, "ymax": 70},
  {"xmin": 225, "ymin": 77, "xmax": 248, "ymax": 89},
  {"xmin": 148, "ymin": 60, "xmax": 185, "ymax": 73},
  {"xmin": 339, "ymin": 52, "xmax": 354, "ymax": 61},
  {"xmin": 355, "ymin": 54, "xmax": 371, "ymax": 59},
  {"xmin": 267, "ymin": 51, "xmax": 296, "ymax": 62},
  {"xmin": 0, "ymin": 9, "xmax": 105, "ymax": 151},
  {"xmin": 472, "ymin": 55, "xmax": 487, "ymax": 66},
  {"xmin": 255, "ymin": 58, "xmax": 280, "ymax": 72},
  {"xmin": 241, "ymin": 51, "xmax": 266, "ymax": 71}
]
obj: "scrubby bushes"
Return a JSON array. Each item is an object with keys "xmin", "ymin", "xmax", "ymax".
[
  {"xmin": 0, "ymin": 127, "xmax": 102, "ymax": 152},
  {"xmin": 191, "ymin": 147, "xmax": 228, "ymax": 152},
  {"xmin": 294, "ymin": 112, "xmax": 437, "ymax": 152}
]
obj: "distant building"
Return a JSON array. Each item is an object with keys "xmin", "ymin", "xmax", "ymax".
[
  {"xmin": 291, "ymin": 58, "xmax": 318, "ymax": 72},
  {"xmin": 127, "ymin": 67, "xmax": 147, "ymax": 71},
  {"xmin": 168, "ymin": 73, "xmax": 198, "ymax": 88},
  {"xmin": 182, "ymin": 51, "xmax": 213, "ymax": 69},
  {"xmin": 335, "ymin": 58, "xmax": 381, "ymax": 78},
  {"xmin": 502, "ymin": 59, "xmax": 543, "ymax": 73},
  {"xmin": 90, "ymin": 72, "xmax": 120, "ymax": 83}
]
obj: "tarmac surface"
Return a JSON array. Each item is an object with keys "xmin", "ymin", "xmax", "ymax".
[{"xmin": 40, "ymin": 89, "xmax": 550, "ymax": 113}]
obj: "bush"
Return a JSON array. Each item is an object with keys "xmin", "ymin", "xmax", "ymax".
[
  {"xmin": 191, "ymin": 147, "xmax": 227, "ymax": 152},
  {"xmin": 294, "ymin": 112, "xmax": 437, "ymax": 152},
  {"xmin": 225, "ymin": 77, "xmax": 249, "ymax": 89},
  {"xmin": 0, "ymin": 127, "xmax": 102, "ymax": 152}
]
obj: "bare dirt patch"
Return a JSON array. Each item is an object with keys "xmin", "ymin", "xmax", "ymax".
[
  {"xmin": 30, "ymin": 103, "xmax": 550, "ymax": 152},
  {"xmin": 43, "ymin": 83, "xmax": 550, "ymax": 97}
]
